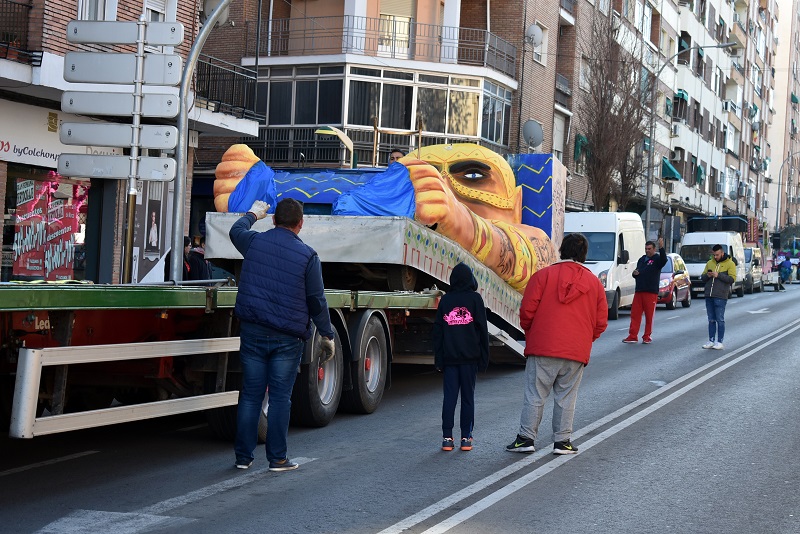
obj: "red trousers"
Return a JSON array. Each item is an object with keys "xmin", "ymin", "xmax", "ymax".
[{"xmin": 628, "ymin": 292, "xmax": 658, "ymax": 340}]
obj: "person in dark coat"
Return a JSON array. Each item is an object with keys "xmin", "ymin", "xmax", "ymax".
[
  {"xmin": 186, "ymin": 237, "xmax": 212, "ymax": 281},
  {"xmin": 432, "ymin": 262, "xmax": 489, "ymax": 452},
  {"xmin": 623, "ymin": 237, "xmax": 667, "ymax": 344},
  {"xmin": 164, "ymin": 236, "xmax": 191, "ymax": 281}
]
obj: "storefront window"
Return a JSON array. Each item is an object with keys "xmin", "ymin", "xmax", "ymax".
[{"xmin": 2, "ymin": 165, "xmax": 90, "ymax": 282}]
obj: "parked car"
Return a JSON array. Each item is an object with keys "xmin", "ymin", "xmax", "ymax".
[
  {"xmin": 658, "ymin": 253, "xmax": 692, "ymax": 309},
  {"xmin": 743, "ymin": 246, "xmax": 763, "ymax": 293}
]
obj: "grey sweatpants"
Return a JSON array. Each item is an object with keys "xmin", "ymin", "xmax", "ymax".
[{"xmin": 518, "ymin": 355, "xmax": 584, "ymax": 443}]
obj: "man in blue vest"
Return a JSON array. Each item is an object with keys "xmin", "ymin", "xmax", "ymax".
[{"xmin": 230, "ymin": 198, "xmax": 335, "ymax": 472}]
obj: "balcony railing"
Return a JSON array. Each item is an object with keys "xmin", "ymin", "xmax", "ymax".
[
  {"xmin": 247, "ymin": 15, "xmax": 516, "ymax": 78},
  {"xmin": 0, "ymin": 0, "xmax": 40, "ymax": 65},
  {"xmin": 555, "ymin": 73, "xmax": 571, "ymax": 108},
  {"xmin": 195, "ymin": 55, "xmax": 260, "ymax": 120}
]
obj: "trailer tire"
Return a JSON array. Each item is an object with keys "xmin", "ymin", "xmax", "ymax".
[
  {"xmin": 342, "ymin": 314, "xmax": 388, "ymax": 414},
  {"xmin": 387, "ymin": 265, "xmax": 418, "ymax": 291},
  {"xmin": 291, "ymin": 328, "xmax": 343, "ymax": 427}
]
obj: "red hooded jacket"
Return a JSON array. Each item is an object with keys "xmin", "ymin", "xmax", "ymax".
[{"xmin": 520, "ymin": 260, "xmax": 608, "ymax": 364}]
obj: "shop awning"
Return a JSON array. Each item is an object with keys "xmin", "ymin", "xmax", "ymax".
[
  {"xmin": 574, "ymin": 134, "xmax": 588, "ymax": 161},
  {"xmin": 674, "ymin": 89, "xmax": 688, "ymax": 101},
  {"xmin": 792, "ymin": 93, "xmax": 799, "ymax": 104},
  {"xmin": 662, "ymin": 157, "xmax": 682, "ymax": 181}
]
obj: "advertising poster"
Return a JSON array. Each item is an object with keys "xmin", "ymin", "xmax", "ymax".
[{"xmin": 12, "ymin": 175, "xmax": 89, "ymax": 281}]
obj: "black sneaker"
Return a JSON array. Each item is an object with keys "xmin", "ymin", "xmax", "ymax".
[
  {"xmin": 235, "ymin": 459, "xmax": 253, "ymax": 470},
  {"xmin": 268, "ymin": 458, "xmax": 299, "ymax": 472},
  {"xmin": 505, "ymin": 434, "xmax": 535, "ymax": 453},
  {"xmin": 441, "ymin": 438, "xmax": 455, "ymax": 451},
  {"xmin": 553, "ymin": 440, "xmax": 578, "ymax": 455}
]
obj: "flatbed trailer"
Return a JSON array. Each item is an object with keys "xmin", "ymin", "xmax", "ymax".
[{"xmin": 2, "ymin": 215, "xmax": 526, "ymax": 439}]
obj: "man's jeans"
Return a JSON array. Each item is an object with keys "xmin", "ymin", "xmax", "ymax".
[
  {"xmin": 234, "ymin": 321, "xmax": 304, "ymax": 464},
  {"xmin": 705, "ymin": 297, "xmax": 727, "ymax": 342}
]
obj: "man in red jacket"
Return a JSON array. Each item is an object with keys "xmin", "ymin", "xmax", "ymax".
[{"xmin": 506, "ymin": 233, "xmax": 608, "ymax": 455}]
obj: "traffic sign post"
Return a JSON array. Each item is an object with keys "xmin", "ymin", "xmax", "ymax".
[{"xmin": 58, "ymin": 15, "xmax": 184, "ymax": 283}]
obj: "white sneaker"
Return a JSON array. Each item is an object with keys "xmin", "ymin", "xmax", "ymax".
[
  {"xmin": 702, "ymin": 341, "xmax": 715, "ymax": 349},
  {"xmin": 712, "ymin": 342, "xmax": 724, "ymax": 350}
]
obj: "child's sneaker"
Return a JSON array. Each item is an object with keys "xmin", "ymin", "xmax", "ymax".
[
  {"xmin": 441, "ymin": 437, "xmax": 455, "ymax": 451},
  {"xmin": 460, "ymin": 438, "xmax": 473, "ymax": 451},
  {"xmin": 505, "ymin": 434, "xmax": 535, "ymax": 453}
]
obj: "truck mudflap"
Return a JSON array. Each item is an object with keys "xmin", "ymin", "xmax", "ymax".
[{"xmin": 10, "ymin": 338, "xmax": 240, "ymax": 438}]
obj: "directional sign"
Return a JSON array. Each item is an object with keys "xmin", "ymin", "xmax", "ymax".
[
  {"xmin": 58, "ymin": 154, "xmax": 176, "ymax": 181},
  {"xmin": 61, "ymin": 92, "xmax": 179, "ymax": 118},
  {"xmin": 66, "ymin": 21, "xmax": 184, "ymax": 46},
  {"xmin": 64, "ymin": 52, "xmax": 182, "ymax": 85},
  {"xmin": 60, "ymin": 123, "xmax": 178, "ymax": 150}
]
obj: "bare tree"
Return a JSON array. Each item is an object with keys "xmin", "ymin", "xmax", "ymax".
[{"xmin": 576, "ymin": 11, "xmax": 651, "ymax": 211}]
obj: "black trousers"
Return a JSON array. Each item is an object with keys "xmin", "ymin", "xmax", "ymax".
[{"xmin": 441, "ymin": 363, "xmax": 478, "ymax": 439}]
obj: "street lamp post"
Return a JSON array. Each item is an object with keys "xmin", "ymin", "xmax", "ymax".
[{"xmin": 644, "ymin": 42, "xmax": 735, "ymax": 240}]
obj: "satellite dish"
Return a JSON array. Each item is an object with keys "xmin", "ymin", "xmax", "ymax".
[
  {"xmin": 525, "ymin": 24, "xmax": 543, "ymax": 47},
  {"xmin": 522, "ymin": 120, "xmax": 544, "ymax": 148},
  {"xmin": 200, "ymin": 0, "xmax": 231, "ymax": 26}
]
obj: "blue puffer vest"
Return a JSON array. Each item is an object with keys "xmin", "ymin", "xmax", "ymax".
[{"xmin": 235, "ymin": 227, "xmax": 315, "ymax": 339}]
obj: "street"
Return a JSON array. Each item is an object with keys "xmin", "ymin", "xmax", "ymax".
[{"xmin": 1, "ymin": 286, "xmax": 799, "ymax": 534}]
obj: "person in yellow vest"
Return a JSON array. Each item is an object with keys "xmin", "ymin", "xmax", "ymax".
[{"xmin": 700, "ymin": 245, "xmax": 737, "ymax": 350}]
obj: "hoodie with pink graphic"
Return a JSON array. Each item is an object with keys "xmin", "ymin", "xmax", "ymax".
[{"xmin": 432, "ymin": 263, "xmax": 489, "ymax": 370}]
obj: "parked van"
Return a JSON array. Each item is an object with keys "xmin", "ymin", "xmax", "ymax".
[
  {"xmin": 679, "ymin": 231, "xmax": 746, "ymax": 298},
  {"xmin": 564, "ymin": 212, "xmax": 646, "ymax": 320},
  {"xmin": 743, "ymin": 246, "xmax": 763, "ymax": 293}
]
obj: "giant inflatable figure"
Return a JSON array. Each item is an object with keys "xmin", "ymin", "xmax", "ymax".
[{"xmin": 214, "ymin": 143, "xmax": 557, "ymax": 292}]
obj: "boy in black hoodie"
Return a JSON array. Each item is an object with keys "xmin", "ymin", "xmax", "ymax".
[{"xmin": 432, "ymin": 263, "xmax": 490, "ymax": 451}]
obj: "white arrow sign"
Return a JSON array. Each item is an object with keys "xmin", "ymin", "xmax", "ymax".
[
  {"xmin": 747, "ymin": 308, "xmax": 771, "ymax": 314},
  {"xmin": 66, "ymin": 20, "xmax": 184, "ymax": 46},
  {"xmin": 64, "ymin": 52, "xmax": 182, "ymax": 85},
  {"xmin": 57, "ymin": 154, "xmax": 176, "ymax": 181},
  {"xmin": 60, "ymin": 123, "xmax": 178, "ymax": 149},
  {"xmin": 61, "ymin": 91, "xmax": 179, "ymax": 118}
]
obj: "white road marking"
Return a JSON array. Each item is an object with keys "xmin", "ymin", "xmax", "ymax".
[
  {"xmin": 380, "ymin": 319, "xmax": 800, "ymax": 534},
  {"xmin": 747, "ymin": 308, "xmax": 770, "ymax": 314},
  {"xmin": 35, "ymin": 457, "xmax": 317, "ymax": 533},
  {"xmin": 0, "ymin": 451, "xmax": 99, "ymax": 478},
  {"xmin": 665, "ymin": 316, "xmax": 680, "ymax": 320}
]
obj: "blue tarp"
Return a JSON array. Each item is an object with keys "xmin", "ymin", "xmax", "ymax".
[
  {"xmin": 227, "ymin": 161, "xmax": 278, "ymax": 213},
  {"xmin": 332, "ymin": 162, "xmax": 416, "ymax": 218}
]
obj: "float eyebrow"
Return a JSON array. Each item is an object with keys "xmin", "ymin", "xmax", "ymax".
[{"xmin": 449, "ymin": 160, "xmax": 491, "ymax": 173}]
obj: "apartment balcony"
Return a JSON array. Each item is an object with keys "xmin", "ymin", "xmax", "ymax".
[
  {"xmin": 731, "ymin": 20, "xmax": 747, "ymax": 48},
  {"xmin": 0, "ymin": 0, "xmax": 41, "ymax": 65},
  {"xmin": 560, "ymin": 0, "xmax": 576, "ymax": 26},
  {"xmin": 247, "ymin": 15, "xmax": 516, "ymax": 79},
  {"xmin": 195, "ymin": 55, "xmax": 260, "ymax": 121},
  {"xmin": 730, "ymin": 60, "xmax": 745, "ymax": 86},
  {"xmin": 555, "ymin": 73, "xmax": 572, "ymax": 109}
]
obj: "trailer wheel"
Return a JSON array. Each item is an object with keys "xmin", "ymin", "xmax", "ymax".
[
  {"xmin": 205, "ymin": 373, "xmax": 269, "ymax": 444},
  {"xmin": 387, "ymin": 265, "xmax": 418, "ymax": 291},
  {"xmin": 292, "ymin": 328, "xmax": 343, "ymax": 427},
  {"xmin": 342, "ymin": 315, "xmax": 388, "ymax": 414}
]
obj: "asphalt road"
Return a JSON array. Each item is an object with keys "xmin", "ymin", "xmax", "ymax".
[{"xmin": 1, "ymin": 283, "xmax": 799, "ymax": 534}]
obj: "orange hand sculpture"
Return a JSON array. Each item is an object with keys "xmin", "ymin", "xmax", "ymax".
[{"xmin": 404, "ymin": 144, "xmax": 556, "ymax": 292}]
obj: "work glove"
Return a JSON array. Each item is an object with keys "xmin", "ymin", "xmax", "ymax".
[
  {"xmin": 247, "ymin": 200, "xmax": 270, "ymax": 220},
  {"xmin": 318, "ymin": 337, "xmax": 335, "ymax": 364}
]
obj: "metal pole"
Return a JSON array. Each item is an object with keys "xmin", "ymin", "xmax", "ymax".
[
  {"xmin": 644, "ymin": 42, "xmax": 734, "ymax": 241},
  {"xmin": 170, "ymin": 0, "xmax": 233, "ymax": 281},
  {"xmin": 122, "ymin": 15, "xmax": 148, "ymax": 284}
]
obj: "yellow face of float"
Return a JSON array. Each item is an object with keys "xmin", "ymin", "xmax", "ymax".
[{"xmin": 408, "ymin": 144, "xmax": 523, "ymax": 223}]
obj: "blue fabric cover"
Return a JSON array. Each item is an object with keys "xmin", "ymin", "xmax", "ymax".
[
  {"xmin": 228, "ymin": 161, "xmax": 278, "ymax": 213},
  {"xmin": 235, "ymin": 227, "xmax": 316, "ymax": 339},
  {"xmin": 332, "ymin": 162, "xmax": 416, "ymax": 217}
]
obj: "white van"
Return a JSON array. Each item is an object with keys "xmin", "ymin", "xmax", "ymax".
[
  {"xmin": 678, "ymin": 231, "xmax": 746, "ymax": 298},
  {"xmin": 564, "ymin": 212, "xmax": 646, "ymax": 320}
]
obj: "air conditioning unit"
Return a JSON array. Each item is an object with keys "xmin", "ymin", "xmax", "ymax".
[
  {"xmin": 665, "ymin": 182, "xmax": 675, "ymax": 193},
  {"xmin": 671, "ymin": 123, "xmax": 681, "ymax": 137},
  {"xmin": 738, "ymin": 183, "xmax": 747, "ymax": 196},
  {"xmin": 716, "ymin": 182, "xmax": 725, "ymax": 193},
  {"xmin": 763, "ymin": 199, "xmax": 770, "ymax": 208}
]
